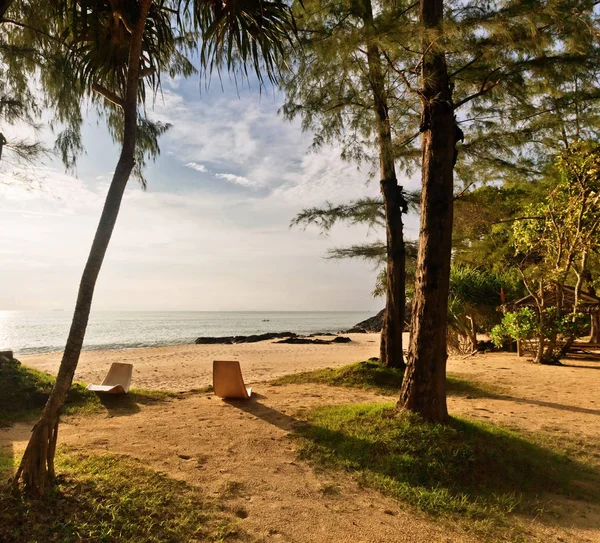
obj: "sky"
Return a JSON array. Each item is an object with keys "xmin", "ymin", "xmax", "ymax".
[{"xmin": 0, "ymin": 73, "xmax": 421, "ymax": 312}]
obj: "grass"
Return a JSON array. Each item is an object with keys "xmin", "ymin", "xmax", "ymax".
[
  {"xmin": 293, "ymin": 403, "xmax": 600, "ymax": 538},
  {"xmin": 0, "ymin": 358, "xmax": 175, "ymax": 428},
  {"xmin": 272, "ymin": 359, "xmax": 502, "ymax": 398},
  {"xmin": 0, "ymin": 450, "xmax": 243, "ymax": 543}
]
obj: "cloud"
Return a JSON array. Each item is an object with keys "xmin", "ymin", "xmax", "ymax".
[
  {"xmin": 185, "ymin": 162, "xmax": 208, "ymax": 173},
  {"xmin": 215, "ymin": 172, "xmax": 257, "ymax": 188},
  {"xmin": 0, "ymin": 78, "xmax": 409, "ymax": 312}
]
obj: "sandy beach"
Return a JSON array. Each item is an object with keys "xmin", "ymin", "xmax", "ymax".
[
  {"xmin": 19, "ymin": 333, "xmax": 600, "ymax": 442},
  {"xmin": 6, "ymin": 336, "xmax": 600, "ymax": 541},
  {"xmin": 20, "ymin": 332, "xmax": 387, "ymax": 392}
]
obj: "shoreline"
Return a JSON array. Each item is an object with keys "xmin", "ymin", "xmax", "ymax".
[
  {"xmin": 19, "ymin": 332, "xmax": 389, "ymax": 392},
  {"xmin": 13, "ymin": 330, "xmax": 360, "ymax": 357}
]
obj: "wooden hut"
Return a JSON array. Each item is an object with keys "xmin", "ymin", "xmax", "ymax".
[{"xmin": 501, "ymin": 285, "xmax": 600, "ymax": 356}]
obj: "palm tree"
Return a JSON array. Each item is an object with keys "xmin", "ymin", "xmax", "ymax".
[{"xmin": 15, "ymin": 0, "xmax": 295, "ymax": 495}]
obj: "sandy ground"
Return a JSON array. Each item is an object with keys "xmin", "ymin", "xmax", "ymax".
[
  {"xmin": 19, "ymin": 333, "xmax": 385, "ymax": 391},
  {"xmin": 4, "ymin": 337, "xmax": 600, "ymax": 542}
]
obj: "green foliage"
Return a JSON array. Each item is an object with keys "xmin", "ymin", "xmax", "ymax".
[
  {"xmin": 513, "ymin": 143, "xmax": 600, "ymax": 284},
  {"xmin": 0, "ymin": 451, "xmax": 239, "ymax": 542},
  {"xmin": 491, "ymin": 308, "xmax": 588, "ymax": 347},
  {"xmin": 0, "ymin": 358, "xmax": 174, "ymax": 427},
  {"xmin": 294, "ymin": 404, "xmax": 600, "ymax": 536},
  {"xmin": 184, "ymin": 0, "xmax": 296, "ymax": 85},
  {"xmin": 490, "ymin": 307, "xmax": 539, "ymax": 346},
  {"xmin": 452, "ymin": 184, "xmax": 541, "ymax": 269}
]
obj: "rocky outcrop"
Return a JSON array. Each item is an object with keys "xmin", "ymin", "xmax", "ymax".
[
  {"xmin": 195, "ymin": 332, "xmax": 352, "ymax": 345},
  {"xmin": 195, "ymin": 332, "xmax": 297, "ymax": 344},
  {"xmin": 274, "ymin": 336, "xmax": 352, "ymax": 345},
  {"xmin": 345, "ymin": 309, "xmax": 385, "ymax": 333}
]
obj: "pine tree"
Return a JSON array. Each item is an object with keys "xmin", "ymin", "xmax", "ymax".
[{"xmin": 283, "ymin": 0, "xmax": 425, "ymax": 368}]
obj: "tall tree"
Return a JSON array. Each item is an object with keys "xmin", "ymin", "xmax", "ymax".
[
  {"xmin": 283, "ymin": 0, "xmax": 420, "ymax": 368},
  {"xmin": 398, "ymin": 0, "xmax": 600, "ymax": 422},
  {"xmin": 14, "ymin": 0, "xmax": 296, "ymax": 495}
]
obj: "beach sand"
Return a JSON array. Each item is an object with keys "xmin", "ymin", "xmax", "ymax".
[{"xmin": 20, "ymin": 332, "xmax": 387, "ymax": 392}]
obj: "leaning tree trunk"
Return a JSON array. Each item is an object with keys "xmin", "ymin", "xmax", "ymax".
[
  {"xmin": 363, "ymin": 0, "xmax": 406, "ymax": 370},
  {"xmin": 397, "ymin": 0, "xmax": 455, "ymax": 422},
  {"xmin": 15, "ymin": 0, "xmax": 152, "ymax": 495}
]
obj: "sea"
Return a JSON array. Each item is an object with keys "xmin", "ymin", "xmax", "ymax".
[{"xmin": 0, "ymin": 311, "xmax": 375, "ymax": 356}]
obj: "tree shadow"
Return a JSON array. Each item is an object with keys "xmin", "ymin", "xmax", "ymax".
[
  {"xmin": 446, "ymin": 376, "xmax": 505, "ymax": 399},
  {"xmin": 224, "ymin": 393, "xmax": 600, "ymax": 533},
  {"xmin": 292, "ymin": 407, "xmax": 600, "ymax": 532},
  {"xmin": 497, "ymin": 395, "xmax": 600, "ymax": 416},
  {"xmin": 223, "ymin": 397, "xmax": 304, "ymax": 433},
  {"xmin": 86, "ymin": 390, "xmax": 175, "ymax": 418}
]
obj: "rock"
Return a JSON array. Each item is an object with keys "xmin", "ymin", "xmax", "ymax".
[
  {"xmin": 274, "ymin": 336, "xmax": 352, "ymax": 345},
  {"xmin": 195, "ymin": 332, "xmax": 297, "ymax": 344},
  {"xmin": 345, "ymin": 309, "xmax": 385, "ymax": 333},
  {"xmin": 275, "ymin": 337, "xmax": 329, "ymax": 344},
  {"xmin": 345, "ymin": 304, "xmax": 412, "ymax": 333}
]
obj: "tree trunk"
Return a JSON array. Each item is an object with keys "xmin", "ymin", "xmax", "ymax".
[
  {"xmin": 0, "ymin": 0, "xmax": 14, "ymax": 18},
  {"xmin": 466, "ymin": 314, "xmax": 478, "ymax": 352},
  {"xmin": 397, "ymin": 0, "xmax": 455, "ymax": 422},
  {"xmin": 583, "ymin": 269, "xmax": 600, "ymax": 342},
  {"xmin": 15, "ymin": 0, "xmax": 152, "ymax": 495},
  {"xmin": 591, "ymin": 313, "xmax": 600, "ymax": 343},
  {"xmin": 362, "ymin": 0, "xmax": 406, "ymax": 370}
]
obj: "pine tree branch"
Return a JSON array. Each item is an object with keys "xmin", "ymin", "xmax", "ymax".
[
  {"xmin": 92, "ymin": 83, "xmax": 125, "ymax": 108},
  {"xmin": 448, "ymin": 55, "xmax": 482, "ymax": 79},
  {"xmin": 453, "ymin": 67, "xmax": 503, "ymax": 110},
  {"xmin": 380, "ymin": 48, "xmax": 421, "ymax": 96},
  {"xmin": 0, "ymin": 17, "xmax": 69, "ymax": 48},
  {"xmin": 139, "ymin": 66, "xmax": 156, "ymax": 78},
  {"xmin": 453, "ymin": 181, "xmax": 476, "ymax": 201}
]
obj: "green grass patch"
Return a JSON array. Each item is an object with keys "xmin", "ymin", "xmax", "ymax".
[
  {"xmin": 0, "ymin": 451, "xmax": 242, "ymax": 543},
  {"xmin": 273, "ymin": 360, "xmax": 500, "ymax": 397},
  {"xmin": 294, "ymin": 403, "xmax": 600, "ymax": 536},
  {"xmin": 0, "ymin": 358, "xmax": 175, "ymax": 427}
]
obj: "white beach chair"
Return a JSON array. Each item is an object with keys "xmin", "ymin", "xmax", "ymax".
[
  {"xmin": 87, "ymin": 362, "xmax": 133, "ymax": 394},
  {"xmin": 213, "ymin": 360, "xmax": 252, "ymax": 399}
]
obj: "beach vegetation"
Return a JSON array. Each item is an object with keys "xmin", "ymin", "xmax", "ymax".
[
  {"xmin": 495, "ymin": 143, "xmax": 600, "ymax": 364},
  {"xmin": 0, "ymin": 450, "xmax": 241, "ymax": 542},
  {"xmin": 293, "ymin": 403, "xmax": 600, "ymax": 538},
  {"xmin": 273, "ymin": 359, "xmax": 502, "ymax": 398},
  {"xmin": 0, "ymin": 357, "xmax": 174, "ymax": 428}
]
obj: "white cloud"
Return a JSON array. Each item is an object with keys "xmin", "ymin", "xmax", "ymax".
[
  {"xmin": 215, "ymin": 172, "xmax": 257, "ymax": 188},
  {"xmin": 185, "ymin": 162, "xmax": 208, "ymax": 173}
]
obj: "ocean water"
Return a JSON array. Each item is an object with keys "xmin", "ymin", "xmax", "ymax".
[{"xmin": 0, "ymin": 311, "xmax": 375, "ymax": 355}]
